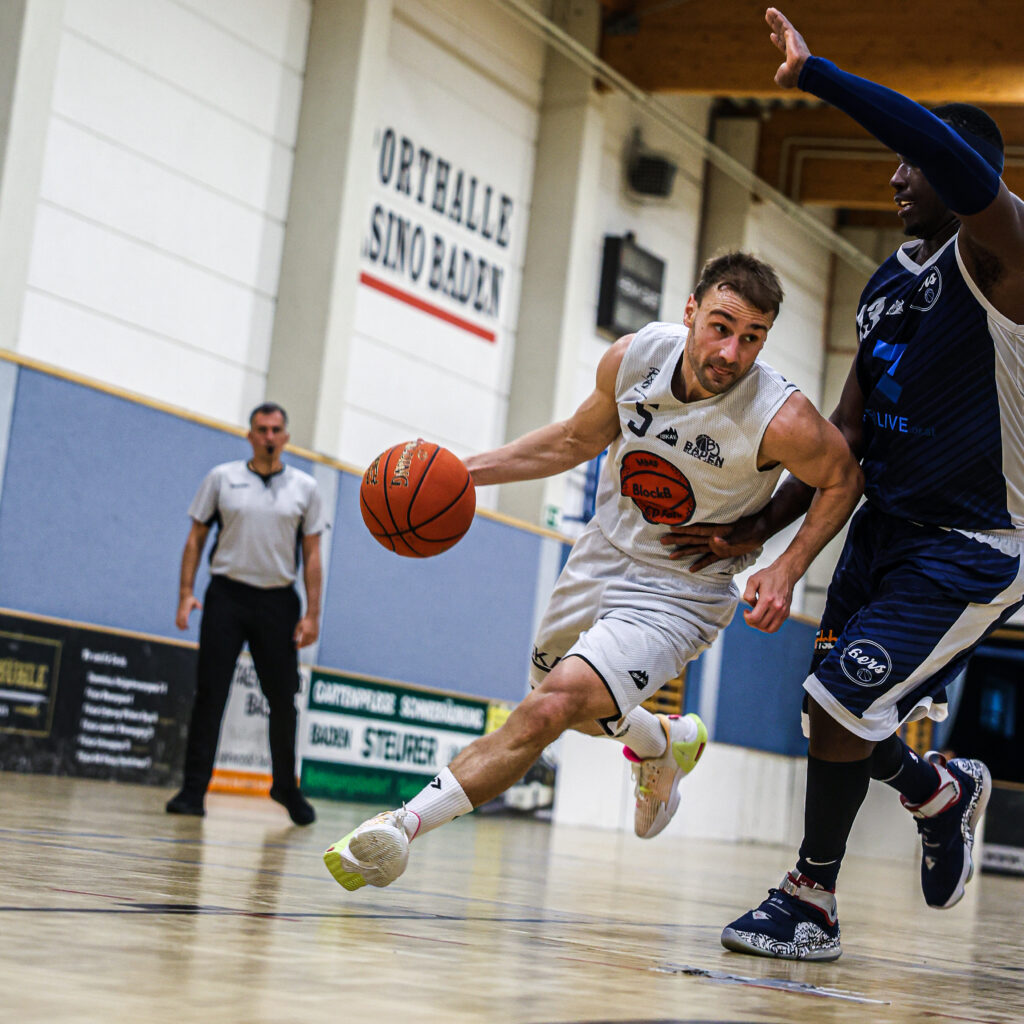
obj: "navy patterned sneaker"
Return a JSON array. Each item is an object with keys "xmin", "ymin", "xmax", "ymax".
[
  {"xmin": 721, "ymin": 871, "xmax": 841, "ymax": 962},
  {"xmin": 903, "ymin": 751, "xmax": 991, "ymax": 909}
]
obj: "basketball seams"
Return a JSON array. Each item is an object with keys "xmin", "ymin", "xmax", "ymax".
[
  {"xmin": 380, "ymin": 445, "xmax": 402, "ymax": 535},
  {"xmin": 408, "ymin": 470, "xmax": 472, "ymax": 533},
  {"xmin": 359, "ymin": 491, "xmax": 397, "ymax": 552},
  {"xmin": 405, "ymin": 443, "xmax": 440, "ymax": 532}
]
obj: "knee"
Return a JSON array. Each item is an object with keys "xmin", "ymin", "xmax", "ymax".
[{"xmin": 513, "ymin": 690, "xmax": 577, "ymax": 748}]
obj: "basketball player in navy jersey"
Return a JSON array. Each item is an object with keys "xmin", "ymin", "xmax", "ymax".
[
  {"xmin": 321, "ymin": 252, "xmax": 863, "ymax": 895},
  {"xmin": 667, "ymin": 9, "xmax": 1024, "ymax": 961}
]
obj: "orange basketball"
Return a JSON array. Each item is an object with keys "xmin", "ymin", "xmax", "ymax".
[{"xmin": 359, "ymin": 439, "xmax": 476, "ymax": 557}]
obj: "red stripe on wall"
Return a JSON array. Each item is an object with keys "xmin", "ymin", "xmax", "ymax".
[{"xmin": 359, "ymin": 271, "xmax": 497, "ymax": 343}]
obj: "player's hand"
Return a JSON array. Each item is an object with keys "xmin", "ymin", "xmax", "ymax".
[
  {"xmin": 176, "ymin": 595, "xmax": 201, "ymax": 630},
  {"xmin": 293, "ymin": 615, "xmax": 319, "ymax": 648},
  {"xmin": 660, "ymin": 513, "xmax": 766, "ymax": 572},
  {"xmin": 766, "ymin": 8, "xmax": 810, "ymax": 89},
  {"xmin": 741, "ymin": 562, "xmax": 794, "ymax": 633}
]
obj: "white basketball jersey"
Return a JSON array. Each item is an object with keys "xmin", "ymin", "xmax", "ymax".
[{"xmin": 594, "ymin": 321, "xmax": 798, "ymax": 576}]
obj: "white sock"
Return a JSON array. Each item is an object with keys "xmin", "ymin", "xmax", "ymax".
[
  {"xmin": 613, "ymin": 707, "xmax": 668, "ymax": 758},
  {"xmin": 403, "ymin": 766, "xmax": 473, "ymax": 839}
]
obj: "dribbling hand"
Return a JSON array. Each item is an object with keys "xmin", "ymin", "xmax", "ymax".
[{"xmin": 766, "ymin": 7, "xmax": 810, "ymax": 89}]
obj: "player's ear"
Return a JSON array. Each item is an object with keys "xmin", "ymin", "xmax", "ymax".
[{"xmin": 683, "ymin": 294, "xmax": 697, "ymax": 327}]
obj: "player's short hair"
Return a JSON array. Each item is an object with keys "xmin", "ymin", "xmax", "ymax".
[
  {"xmin": 249, "ymin": 401, "xmax": 288, "ymax": 426},
  {"xmin": 693, "ymin": 251, "xmax": 784, "ymax": 318},
  {"xmin": 931, "ymin": 102, "xmax": 1004, "ymax": 174}
]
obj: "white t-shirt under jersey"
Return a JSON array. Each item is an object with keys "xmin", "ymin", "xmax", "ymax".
[
  {"xmin": 189, "ymin": 460, "xmax": 327, "ymax": 588},
  {"xmin": 595, "ymin": 321, "xmax": 798, "ymax": 576}
]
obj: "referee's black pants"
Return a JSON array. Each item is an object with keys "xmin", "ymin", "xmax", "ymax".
[{"xmin": 180, "ymin": 575, "xmax": 302, "ymax": 796}]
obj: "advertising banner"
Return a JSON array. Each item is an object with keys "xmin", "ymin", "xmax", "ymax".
[
  {"xmin": 300, "ymin": 669, "xmax": 489, "ymax": 804},
  {"xmin": 0, "ymin": 611, "xmax": 195, "ymax": 784},
  {"xmin": 209, "ymin": 654, "xmax": 311, "ymax": 795}
]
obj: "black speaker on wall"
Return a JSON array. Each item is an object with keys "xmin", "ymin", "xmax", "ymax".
[{"xmin": 627, "ymin": 153, "xmax": 678, "ymax": 197}]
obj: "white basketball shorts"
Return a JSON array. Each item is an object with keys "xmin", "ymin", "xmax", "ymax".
[{"xmin": 529, "ymin": 520, "xmax": 738, "ymax": 734}]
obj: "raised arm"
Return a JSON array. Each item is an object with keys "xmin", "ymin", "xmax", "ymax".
[
  {"xmin": 464, "ymin": 335, "xmax": 628, "ymax": 486},
  {"xmin": 767, "ymin": 7, "xmax": 1024, "ymax": 307},
  {"xmin": 739, "ymin": 392, "xmax": 864, "ymax": 632}
]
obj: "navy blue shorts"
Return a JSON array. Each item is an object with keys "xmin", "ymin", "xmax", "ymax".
[{"xmin": 805, "ymin": 504, "xmax": 1024, "ymax": 740}]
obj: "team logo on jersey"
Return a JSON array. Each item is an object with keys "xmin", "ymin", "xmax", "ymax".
[
  {"xmin": 683, "ymin": 434, "xmax": 724, "ymax": 468},
  {"xmin": 631, "ymin": 366, "xmax": 660, "ymax": 399},
  {"xmin": 910, "ymin": 268, "xmax": 941, "ymax": 311},
  {"xmin": 629, "ymin": 670, "xmax": 649, "ymax": 690},
  {"xmin": 886, "ymin": 299, "xmax": 904, "ymax": 316},
  {"xmin": 619, "ymin": 451, "xmax": 696, "ymax": 525},
  {"xmin": 839, "ymin": 639, "xmax": 893, "ymax": 688},
  {"xmin": 657, "ymin": 427, "xmax": 678, "ymax": 446}
]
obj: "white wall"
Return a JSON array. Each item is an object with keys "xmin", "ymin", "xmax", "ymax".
[
  {"xmin": 339, "ymin": 0, "xmax": 546, "ymax": 484},
  {"xmin": 18, "ymin": 0, "xmax": 311, "ymax": 424}
]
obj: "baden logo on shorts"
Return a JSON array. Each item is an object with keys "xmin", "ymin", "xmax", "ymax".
[
  {"xmin": 619, "ymin": 451, "xmax": 696, "ymax": 525},
  {"xmin": 839, "ymin": 639, "xmax": 892, "ymax": 687}
]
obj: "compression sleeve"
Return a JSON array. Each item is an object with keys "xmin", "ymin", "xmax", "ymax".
[{"xmin": 798, "ymin": 56, "xmax": 1001, "ymax": 215}]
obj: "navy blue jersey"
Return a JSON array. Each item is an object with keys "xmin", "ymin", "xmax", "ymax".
[{"xmin": 854, "ymin": 234, "xmax": 1024, "ymax": 530}]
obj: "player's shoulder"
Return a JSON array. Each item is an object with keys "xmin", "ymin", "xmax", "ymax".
[{"xmin": 749, "ymin": 358, "xmax": 799, "ymax": 397}]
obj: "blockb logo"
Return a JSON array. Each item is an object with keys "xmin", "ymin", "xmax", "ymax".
[{"xmin": 839, "ymin": 639, "xmax": 892, "ymax": 688}]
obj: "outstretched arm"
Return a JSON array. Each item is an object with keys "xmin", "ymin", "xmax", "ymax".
[
  {"xmin": 766, "ymin": 8, "xmax": 1024, "ymax": 275},
  {"xmin": 464, "ymin": 336, "xmax": 627, "ymax": 486},
  {"xmin": 739, "ymin": 393, "xmax": 863, "ymax": 632}
]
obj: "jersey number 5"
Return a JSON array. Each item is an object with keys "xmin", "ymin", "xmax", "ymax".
[{"xmin": 628, "ymin": 401, "xmax": 656, "ymax": 437}]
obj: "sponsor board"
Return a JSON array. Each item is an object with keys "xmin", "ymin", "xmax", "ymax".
[
  {"xmin": 299, "ymin": 669, "xmax": 489, "ymax": 804},
  {"xmin": 208, "ymin": 654, "xmax": 311, "ymax": 795},
  {"xmin": 0, "ymin": 611, "xmax": 195, "ymax": 784}
]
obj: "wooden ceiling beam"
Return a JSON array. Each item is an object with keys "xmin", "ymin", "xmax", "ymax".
[
  {"xmin": 747, "ymin": 105, "xmax": 1024, "ymax": 209},
  {"xmin": 599, "ymin": 1, "xmax": 1024, "ymax": 104}
]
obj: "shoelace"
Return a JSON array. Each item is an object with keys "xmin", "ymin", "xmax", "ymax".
[{"xmin": 634, "ymin": 759, "xmax": 663, "ymax": 798}]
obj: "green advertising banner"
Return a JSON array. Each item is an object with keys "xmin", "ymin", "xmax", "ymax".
[{"xmin": 299, "ymin": 669, "xmax": 490, "ymax": 804}]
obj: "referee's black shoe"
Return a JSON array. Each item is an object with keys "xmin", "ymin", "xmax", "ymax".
[
  {"xmin": 270, "ymin": 785, "xmax": 316, "ymax": 826},
  {"xmin": 166, "ymin": 789, "xmax": 205, "ymax": 816}
]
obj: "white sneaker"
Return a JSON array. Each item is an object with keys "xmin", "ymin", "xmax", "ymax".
[
  {"xmin": 323, "ymin": 809, "xmax": 413, "ymax": 891},
  {"xmin": 624, "ymin": 713, "xmax": 708, "ymax": 839}
]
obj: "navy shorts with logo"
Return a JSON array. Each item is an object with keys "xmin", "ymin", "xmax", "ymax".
[{"xmin": 805, "ymin": 504, "xmax": 1024, "ymax": 741}]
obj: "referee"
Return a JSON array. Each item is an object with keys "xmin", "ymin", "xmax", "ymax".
[{"xmin": 167, "ymin": 402, "xmax": 327, "ymax": 825}]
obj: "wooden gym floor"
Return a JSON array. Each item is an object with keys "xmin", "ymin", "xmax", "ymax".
[{"xmin": 1, "ymin": 770, "xmax": 1022, "ymax": 1024}]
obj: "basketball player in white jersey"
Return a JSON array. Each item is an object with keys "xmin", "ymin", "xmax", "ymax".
[{"xmin": 323, "ymin": 251, "xmax": 863, "ymax": 893}]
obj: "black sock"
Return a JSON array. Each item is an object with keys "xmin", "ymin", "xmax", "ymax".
[
  {"xmin": 869, "ymin": 734, "xmax": 941, "ymax": 805},
  {"xmin": 795, "ymin": 754, "xmax": 872, "ymax": 891}
]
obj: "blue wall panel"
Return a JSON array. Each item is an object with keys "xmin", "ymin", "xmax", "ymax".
[
  {"xmin": 318, "ymin": 471, "xmax": 539, "ymax": 703},
  {"xmin": 0, "ymin": 369, "xmax": 312, "ymax": 643},
  {"xmin": 714, "ymin": 608, "xmax": 817, "ymax": 756}
]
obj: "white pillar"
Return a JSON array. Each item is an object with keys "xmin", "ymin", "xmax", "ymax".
[
  {"xmin": 0, "ymin": 0, "xmax": 65, "ymax": 352},
  {"xmin": 497, "ymin": 0, "xmax": 604, "ymax": 526},
  {"xmin": 266, "ymin": 0, "xmax": 393, "ymax": 452}
]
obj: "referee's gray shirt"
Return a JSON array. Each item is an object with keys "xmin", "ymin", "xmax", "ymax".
[{"xmin": 189, "ymin": 460, "xmax": 327, "ymax": 588}]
